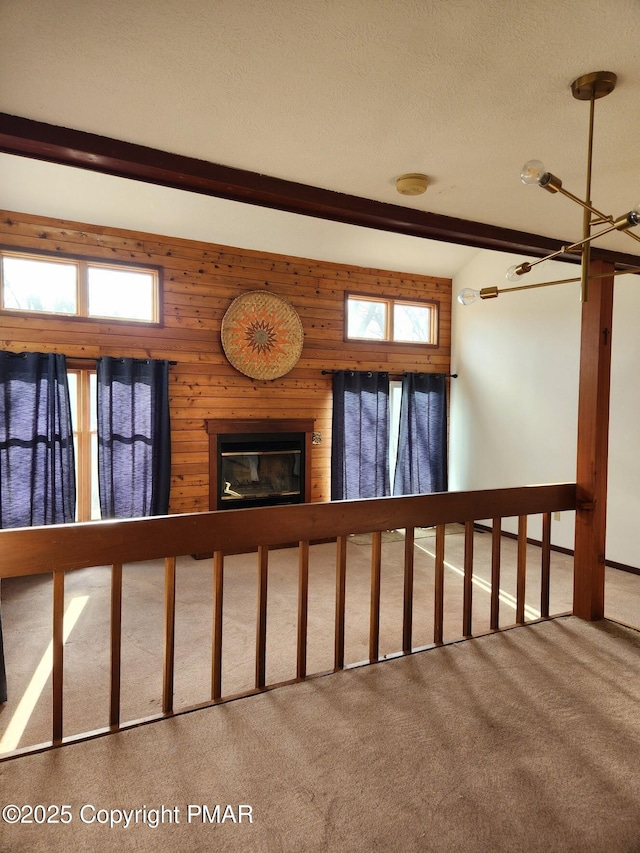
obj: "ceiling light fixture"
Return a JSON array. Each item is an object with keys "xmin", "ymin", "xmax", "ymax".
[{"xmin": 458, "ymin": 71, "xmax": 640, "ymax": 306}]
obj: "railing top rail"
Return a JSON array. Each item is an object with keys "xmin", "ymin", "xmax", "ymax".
[{"xmin": 0, "ymin": 483, "xmax": 577, "ymax": 579}]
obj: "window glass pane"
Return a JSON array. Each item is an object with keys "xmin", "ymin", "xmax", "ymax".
[
  {"xmin": 393, "ymin": 303, "xmax": 432, "ymax": 343},
  {"xmin": 90, "ymin": 432, "xmax": 100, "ymax": 519},
  {"xmin": 2, "ymin": 256, "xmax": 77, "ymax": 314},
  {"xmin": 67, "ymin": 371, "xmax": 78, "ymax": 415},
  {"xmin": 89, "ymin": 371, "xmax": 97, "ymax": 431},
  {"xmin": 66, "ymin": 372, "xmax": 79, "ymax": 520},
  {"xmin": 89, "ymin": 372, "xmax": 100, "ymax": 519},
  {"xmin": 388, "ymin": 380, "xmax": 403, "ymax": 493},
  {"xmin": 87, "ymin": 266, "xmax": 155, "ymax": 322},
  {"xmin": 347, "ymin": 297, "xmax": 386, "ymax": 340}
]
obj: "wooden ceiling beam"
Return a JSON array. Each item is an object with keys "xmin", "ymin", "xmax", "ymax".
[{"xmin": 2, "ymin": 112, "xmax": 640, "ymax": 269}]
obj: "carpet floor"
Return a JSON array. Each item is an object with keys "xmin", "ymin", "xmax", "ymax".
[
  {"xmin": 1, "ymin": 616, "xmax": 640, "ymax": 852},
  {"xmin": 1, "ymin": 528, "xmax": 639, "ymax": 756}
]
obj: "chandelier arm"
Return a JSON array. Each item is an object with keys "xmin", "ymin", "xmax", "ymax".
[
  {"xmin": 552, "ymin": 186, "xmax": 640, "ymax": 247},
  {"xmin": 482, "ymin": 265, "xmax": 640, "ymax": 299},
  {"xmin": 558, "ymin": 221, "xmax": 621, "ymax": 255},
  {"xmin": 555, "ymin": 185, "xmax": 612, "ymax": 224},
  {"xmin": 517, "ymin": 221, "xmax": 621, "ymax": 275}
]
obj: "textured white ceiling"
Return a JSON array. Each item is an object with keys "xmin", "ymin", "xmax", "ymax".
[{"xmin": 1, "ymin": 0, "xmax": 639, "ymax": 265}]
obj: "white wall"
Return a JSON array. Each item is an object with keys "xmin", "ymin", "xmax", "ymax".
[
  {"xmin": 608, "ymin": 274, "xmax": 640, "ymax": 566},
  {"xmin": 0, "ymin": 154, "xmax": 478, "ymax": 279},
  {"xmin": 450, "ymin": 250, "xmax": 640, "ymax": 566}
]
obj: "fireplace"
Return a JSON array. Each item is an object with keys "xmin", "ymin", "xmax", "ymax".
[{"xmin": 206, "ymin": 419, "xmax": 314, "ymax": 511}]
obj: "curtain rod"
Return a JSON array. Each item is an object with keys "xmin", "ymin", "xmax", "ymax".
[
  {"xmin": 321, "ymin": 369, "xmax": 457, "ymax": 379},
  {"xmin": 77, "ymin": 356, "xmax": 178, "ymax": 365},
  {"xmin": 2, "ymin": 353, "xmax": 178, "ymax": 365}
]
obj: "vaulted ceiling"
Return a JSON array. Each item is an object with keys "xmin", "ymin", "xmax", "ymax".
[{"xmin": 1, "ymin": 0, "xmax": 639, "ymax": 274}]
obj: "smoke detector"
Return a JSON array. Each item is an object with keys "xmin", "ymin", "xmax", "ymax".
[{"xmin": 395, "ymin": 173, "xmax": 429, "ymax": 196}]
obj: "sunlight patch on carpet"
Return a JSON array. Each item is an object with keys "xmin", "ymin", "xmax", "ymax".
[
  {"xmin": 0, "ymin": 595, "xmax": 89, "ymax": 753},
  {"xmin": 414, "ymin": 540, "xmax": 540, "ymax": 620}
]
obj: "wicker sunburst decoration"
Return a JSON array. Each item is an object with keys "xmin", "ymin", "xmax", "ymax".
[{"xmin": 221, "ymin": 290, "xmax": 304, "ymax": 380}]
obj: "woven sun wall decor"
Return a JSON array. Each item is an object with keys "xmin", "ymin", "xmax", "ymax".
[{"xmin": 221, "ymin": 290, "xmax": 304, "ymax": 380}]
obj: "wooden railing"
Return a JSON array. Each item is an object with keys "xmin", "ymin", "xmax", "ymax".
[{"xmin": 0, "ymin": 483, "xmax": 577, "ymax": 756}]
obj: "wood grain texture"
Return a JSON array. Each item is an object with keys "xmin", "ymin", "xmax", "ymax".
[
  {"xmin": 0, "ymin": 208, "xmax": 452, "ymax": 511},
  {"xmin": 109, "ymin": 563, "xmax": 123, "ymax": 728},
  {"xmin": 573, "ymin": 259, "xmax": 614, "ymax": 621},
  {"xmin": 0, "ymin": 484, "xmax": 578, "ymax": 579}
]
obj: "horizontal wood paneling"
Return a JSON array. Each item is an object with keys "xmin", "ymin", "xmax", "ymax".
[{"xmin": 0, "ymin": 209, "xmax": 451, "ymax": 513}]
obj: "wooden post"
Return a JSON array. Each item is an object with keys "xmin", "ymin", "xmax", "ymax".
[
  {"xmin": 110, "ymin": 562, "xmax": 123, "ymax": 728},
  {"xmin": 211, "ymin": 551, "xmax": 224, "ymax": 700},
  {"xmin": 334, "ymin": 535, "xmax": 347, "ymax": 671},
  {"xmin": 162, "ymin": 557, "xmax": 176, "ymax": 714},
  {"xmin": 296, "ymin": 540, "xmax": 309, "ymax": 680},
  {"xmin": 573, "ymin": 258, "xmax": 614, "ymax": 621}
]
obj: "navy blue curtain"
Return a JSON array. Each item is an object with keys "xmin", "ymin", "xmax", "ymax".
[
  {"xmin": 0, "ymin": 350, "xmax": 76, "ymax": 703},
  {"xmin": 331, "ymin": 370, "xmax": 390, "ymax": 500},
  {"xmin": 0, "ymin": 351, "xmax": 76, "ymax": 527},
  {"xmin": 97, "ymin": 358, "xmax": 171, "ymax": 519},
  {"xmin": 393, "ymin": 372, "xmax": 448, "ymax": 496}
]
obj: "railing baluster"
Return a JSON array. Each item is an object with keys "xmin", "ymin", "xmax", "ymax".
[
  {"xmin": 255, "ymin": 545, "xmax": 269, "ymax": 689},
  {"xmin": 334, "ymin": 535, "xmax": 347, "ymax": 671},
  {"xmin": 434, "ymin": 524, "xmax": 445, "ymax": 645},
  {"xmin": 369, "ymin": 530, "xmax": 382, "ymax": 663},
  {"xmin": 110, "ymin": 562, "xmax": 123, "ymax": 728},
  {"xmin": 296, "ymin": 540, "xmax": 310, "ymax": 680},
  {"xmin": 0, "ymin": 484, "xmax": 578, "ymax": 759},
  {"xmin": 490, "ymin": 519, "xmax": 501, "ymax": 631},
  {"xmin": 402, "ymin": 526, "xmax": 415, "ymax": 654},
  {"xmin": 541, "ymin": 512, "xmax": 551, "ymax": 618},
  {"xmin": 516, "ymin": 515, "xmax": 527, "ymax": 624},
  {"xmin": 211, "ymin": 551, "xmax": 224, "ymax": 700},
  {"xmin": 463, "ymin": 521, "xmax": 474, "ymax": 637},
  {"xmin": 52, "ymin": 569, "xmax": 65, "ymax": 745},
  {"xmin": 162, "ymin": 556, "xmax": 176, "ymax": 714}
]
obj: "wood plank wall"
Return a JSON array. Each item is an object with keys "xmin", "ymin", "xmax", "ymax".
[{"xmin": 0, "ymin": 209, "xmax": 452, "ymax": 513}]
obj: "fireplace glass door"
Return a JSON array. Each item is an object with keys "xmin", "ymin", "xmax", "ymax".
[
  {"xmin": 216, "ymin": 432, "xmax": 305, "ymax": 509},
  {"xmin": 221, "ymin": 448, "xmax": 301, "ymax": 504}
]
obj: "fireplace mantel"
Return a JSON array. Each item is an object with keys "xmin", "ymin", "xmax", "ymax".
[{"xmin": 206, "ymin": 418, "xmax": 314, "ymax": 511}]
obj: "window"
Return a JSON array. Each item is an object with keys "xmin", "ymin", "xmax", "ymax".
[
  {"xmin": 0, "ymin": 250, "xmax": 160, "ymax": 324},
  {"xmin": 345, "ymin": 294, "xmax": 438, "ymax": 345},
  {"xmin": 67, "ymin": 368, "xmax": 100, "ymax": 521}
]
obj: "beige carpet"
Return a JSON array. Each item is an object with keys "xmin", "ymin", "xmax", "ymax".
[
  {"xmin": 4, "ymin": 530, "xmax": 640, "ymax": 757},
  {"xmin": 2, "ymin": 616, "xmax": 640, "ymax": 852}
]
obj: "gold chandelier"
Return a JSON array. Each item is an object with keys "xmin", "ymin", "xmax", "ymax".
[{"xmin": 458, "ymin": 71, "xmax": 640, "ymax": 306}]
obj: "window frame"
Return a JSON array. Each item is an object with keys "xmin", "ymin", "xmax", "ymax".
[
  {"xmin": 0, "ymin": 246, "xmax": 163, "ymax": 326},
  {"xmin": 344, "ymin": 292, "xmax": 439, "ymax": 347}
]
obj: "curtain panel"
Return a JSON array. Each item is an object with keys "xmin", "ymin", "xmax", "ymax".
[
  {"xmin": 393, "ymin": 372, "xmax": 448, "ymax": 496},
  {"xmin": 97, "ymin": 357, "xmax": 171, "ymax": 519},
  {"xmin": 331, "ymin": 370, "xmax": 390, "ymax": 500},
  {"xmin": 0, "ymin": 351, "xmax": 76, "ymax": 527},
  {"xmin": 0, "ymin": 350, "xmax": 76, "ymax": 703}
]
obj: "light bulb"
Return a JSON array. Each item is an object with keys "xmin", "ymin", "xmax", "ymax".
[
  {"xmin": 520, "ymin": 160, "xmax": 547, "ymax": 186},
  {"xmin": 506, "ymin": 265, "xmax": 520, "ymax": 282},
  {"xmin": 506, "ymin": 263, "xmax": 531, "ymax": 281},
  {"xmin": 457, "ymin": 288, "xmax": 480, "ymax": 306}
]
